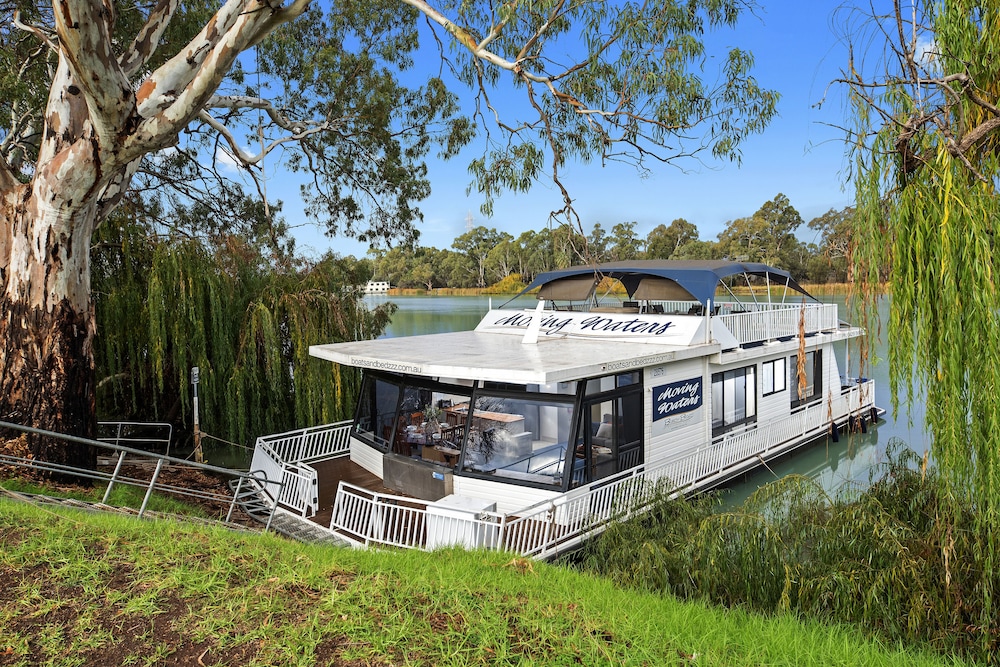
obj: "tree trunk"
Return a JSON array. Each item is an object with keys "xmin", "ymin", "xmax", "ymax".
[{"xmin": 0, "ymin": 182, "xmax": 98, "ymax": 476}]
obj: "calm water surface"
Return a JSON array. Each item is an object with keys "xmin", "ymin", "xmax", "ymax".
[{"xmin": 365, "ymin": 293, "xmax": 930, "ymax": 502}]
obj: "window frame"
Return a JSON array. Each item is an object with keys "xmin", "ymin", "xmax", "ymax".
[
  {"xmin": 711, "ymin": 365, "xmax": 758, "ymax": 437},
  {"xmin": 761, "ymin": 358, "xmax": 787, "ymax": 397},
  {"xmin": 789, "ymin": 350, "xmax": 823, "ymax": 408}
]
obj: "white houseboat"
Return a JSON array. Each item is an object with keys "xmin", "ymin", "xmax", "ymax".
[
  {"xmin": 250, "ymin": 261, "xmax": 878, "ymax": 558},
  {"xmin": 363, "ymin": 280, "xmax": 392, "ymax": 294}
]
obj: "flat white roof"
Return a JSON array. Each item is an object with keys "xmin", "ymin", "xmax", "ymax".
[{"xmin": 310, "ymin": 330, "xmax": 716, "ymax": 385}]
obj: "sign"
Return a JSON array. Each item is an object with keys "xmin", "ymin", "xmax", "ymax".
[
  {"xmin": 653, "ymin": 377, "xmax": 702, "ymax": 421},
  {"xmin": 475, "ymin": 309, "xmax": 703, "ymax": 345},
  {"xmin": 191, "ymin": 366, "xmax": 200, "ymax": 385}
]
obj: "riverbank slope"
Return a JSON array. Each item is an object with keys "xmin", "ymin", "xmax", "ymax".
[{"xmin": 0, "ymin": 499, "xmax": 958, "ymax": 666}]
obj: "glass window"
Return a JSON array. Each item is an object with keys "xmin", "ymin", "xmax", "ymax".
[
  {"xmin": 762, "ymin": 358, "xmax": 786, "ymax": 396},
  {"xmin": 353, "ymin": 375, "xmax": 402, "ymax": 450},
  {"xmin": 711, "ymin": 366, "xmax": 757, "ymax": 436},
  {"xmin": 460, "ymin": 392, "xmax": 575, "ymax": 488},
  {"xmin": 790, "ymin": 350, "xmax": 823, "ymax": 407},
  {"xmin": 570, "ymin": 373, "xmax": 644, "ymax": 488},
  {"xmin": 483, "ymin": 380, "xmax": 577, "ymax": 395},
  {"xmin": 353, "ymin": 373, "xmax": 472, "ymax": 457}
]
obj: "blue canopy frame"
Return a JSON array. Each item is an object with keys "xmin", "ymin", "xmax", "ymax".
[{"xmin": 509, "ymin": 260, "xmax": 814, "ymax": 306}]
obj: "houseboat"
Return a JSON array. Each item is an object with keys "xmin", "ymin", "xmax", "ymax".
[
  {"xmin": 364, "ymin": 280, "xmax": 392, "ymax": 294},
  {"xmin": 250, "ymin": 260, "xmax": 878, "ymax": 558}
]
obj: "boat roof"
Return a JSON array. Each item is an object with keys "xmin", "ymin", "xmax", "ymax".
[
  {"xmin": 511, "ymin": 260, "xmax": 813, "ymax": 306},
  {"xmin": 310, "ymin": 329, "xmax": 714, "ymax": 385}
]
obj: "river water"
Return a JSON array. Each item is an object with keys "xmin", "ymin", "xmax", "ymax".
[{"xmin": 366, "ymin": 293, "xmax": 930, "ymax": 503}]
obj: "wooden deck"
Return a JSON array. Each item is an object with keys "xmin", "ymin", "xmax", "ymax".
[{"xmin": 309, "ymin": 456, "xmax": 400, "ymax": 527}]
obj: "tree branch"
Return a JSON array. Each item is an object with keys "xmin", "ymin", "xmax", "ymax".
[
  {"xmin": 197, "ymin": 108, "xmax": 332, "ymax": 166},
  {"xmin": 129, "ymin": 0, "xmax": 311, "ymax": 158},
  {"xmin": 12, "ymin": 9, "xmax": 58, "ymax": 52},
  {"xmin": 119, "ymin": 0, "xmax": 182, "ymax": 78},
  {"xmin": 53, "ymin": 0, "xmax": 134, "ymax": 144}
]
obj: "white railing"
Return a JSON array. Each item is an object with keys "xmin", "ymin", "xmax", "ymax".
[
  {"xmin": 717, "ymin": 303, "xmax": 839, "ymax": 345},
  {"xmin": 249, "ymin": 421, "xmax": 353, "ymax": 517},
  {"xmin": 255, "ymin": 420, "xmax": 353, "ymax": 463},
  {"xmin": 325, "ymin": 380, "xmax": 876, "ymax": 558}
]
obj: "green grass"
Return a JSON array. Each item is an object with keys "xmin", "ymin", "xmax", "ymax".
[{"xmin": 0, "ymin": 499, "xmax": 962, "ymax": 666}]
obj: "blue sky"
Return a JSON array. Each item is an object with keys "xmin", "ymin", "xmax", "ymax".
[{"xmin": 281, "ymin": 0, "xmax": 857, "ymax": 260}]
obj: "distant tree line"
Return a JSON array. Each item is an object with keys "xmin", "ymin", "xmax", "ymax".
[{"xmin": 361, "ymin": 194, "xmax": 854, "ymax": 290}]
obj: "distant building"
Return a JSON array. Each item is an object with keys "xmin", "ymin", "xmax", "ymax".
[{"xmin": 364, "ymin": 280, "xmax": 391, "ymax": 294}]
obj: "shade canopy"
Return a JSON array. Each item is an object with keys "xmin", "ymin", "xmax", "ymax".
[{"xmin": 512, "ymin": 260, "xmax": 813, "ymax": 306}]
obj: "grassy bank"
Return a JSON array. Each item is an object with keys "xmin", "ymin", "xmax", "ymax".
[
  {"xmin": 577, "ymin": 446, "xmax": 990, "ymax": 663},
  {"xmin": 0, "ymin": 499, "xmax": 959, "ymax": 666}
]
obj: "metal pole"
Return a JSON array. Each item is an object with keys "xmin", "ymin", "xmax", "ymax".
[{"xmin": 192, "ymin": 367, "xmax": 203, "ymax": 463}]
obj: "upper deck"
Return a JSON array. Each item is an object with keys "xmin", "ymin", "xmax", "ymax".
[{"xmin": 310, "ymin": 261, "xmax": 861, "ymax": 384}]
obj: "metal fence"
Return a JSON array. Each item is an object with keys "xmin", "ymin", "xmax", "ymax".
[{"xmin": 0, "ymin": 420, "xmax": 278, "ymax": 526}]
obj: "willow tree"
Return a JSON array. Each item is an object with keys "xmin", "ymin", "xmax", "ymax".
[
  {"xmin": 843, "ymin": 0, "xmax": 1000, "ymax": 641},
  {"xmin": 0, "ymin": 0, "xmax": 778, "ymax": 470},
  {"xmin": 92, "ymin": 196, "xmax": 393, "ymax": 448}
]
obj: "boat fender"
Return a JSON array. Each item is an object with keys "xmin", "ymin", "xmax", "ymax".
[
  {"xmin": 869, "ymin": 406, "xmax": 879, "ymax": 424},
  {"xmin": 859, "ymin": 414, "xmax": 868, "ymax": 433},
  {"xmin": 830, "ymin": 421, "xmax": 839, "ymax": 443},
  {"xmin": 848, "ymin": 415, "xmax": 859, "ymax": 433}
]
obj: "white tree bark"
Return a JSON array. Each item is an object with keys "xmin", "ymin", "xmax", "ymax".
[{"xmin": 0, "ymin": 0, "xmax": 313, "ymax": 467}]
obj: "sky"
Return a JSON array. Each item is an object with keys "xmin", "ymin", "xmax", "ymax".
[{"xmin": 273, "ymin": 0, "xmax": 860, "ymax": 261}]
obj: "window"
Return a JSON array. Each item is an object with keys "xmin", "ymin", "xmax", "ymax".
[
  {"xmin": 789, "ymin": 350, "xmax": 823, "ymax": 407},
  {"xmin": 461, "ymin": 392, "xmax": 575, "ymax": 488},
  {"xmin": 761, "ymin": 358, "xmax": 786, "ymax": 396},
  {"xmin": 353, "ymin": 372, "xmax": 472, "ymax": 455},
  {"xmin": 353, "ymin": 375, "xmax": 402, "ymax": 450},
  {"xmin": 711, "ymin": 366, "xmax": 757, "ymax": 436}
]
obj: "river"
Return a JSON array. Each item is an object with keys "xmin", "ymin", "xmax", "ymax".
[{"xmin": 366, "ymin": 292, "xmax": 930, "ymax": 503}]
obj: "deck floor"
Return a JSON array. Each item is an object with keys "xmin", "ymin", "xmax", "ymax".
[{"xmin": 309, "ymin": 457, "xmax": 402, "ymax": 527}]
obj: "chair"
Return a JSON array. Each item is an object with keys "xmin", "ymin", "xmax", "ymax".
[
  {"xmin": 448, "ymin": 423, "xmax": 466, "ymax": 445},
  {"xmin": 410, "ymin": 411, "xmax": 424, "ymax": 425},
  {"xmin": 393, "ymin": 422, "xmax": 412, "ymax": 456}
]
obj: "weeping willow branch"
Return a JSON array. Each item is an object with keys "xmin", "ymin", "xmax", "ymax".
[{"xmin": 843, "ymin": 0, "xmax": 1000, "ymax": 647}]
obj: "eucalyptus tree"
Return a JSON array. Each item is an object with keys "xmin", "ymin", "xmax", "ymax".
[
  {"xmin": 452, "ymin": 226, "xmax": 506, "ymax": 288},
  {"xmin": 806, "ymin": 207, "xmax": 852, "ymax": 282},
  {"xmin": 484, "ymin": 232, "xmax": 518, "ymax": 284},
  {"xmin": 843, "ymin": 0, "xmax": 1000, "ymax": 641},
  {"xmin": 609, "ymin": 221, "xmax": 644, "ymax": 261},
  {"xmin": 645, "ymin": 218, "xmax": 699, "ymax": 259},
  {"xmin": 716, "ymin": 193, "xmax": 802, "ymax": 264},
  {"xmin": 0, "ymin": 0, "xmax": 778, "ymax": 470},
  {"xmin": 585, "ymin": 223, "xmax": 611, "ymax": 263},
  {"xmin": 515, "ymin": 229, "xmax": 554, "ymax": 281}
]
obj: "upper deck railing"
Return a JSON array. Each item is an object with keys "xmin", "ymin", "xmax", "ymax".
[
  {"xmin": 716, "ymin": 302, "xmax": 840, "ymax": 345},
  {"xmin": 568, "ymin": 298, "xmax": 843, "ymax": 347}
]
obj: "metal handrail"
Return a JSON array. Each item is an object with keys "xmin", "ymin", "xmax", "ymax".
[
  {"xmin": 0, "ymin": 420, "xmax": 282, "ymax": 525},
  {"xmin": 97, "ymin": 421, "xmax": 173, "ymax": 457}
]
